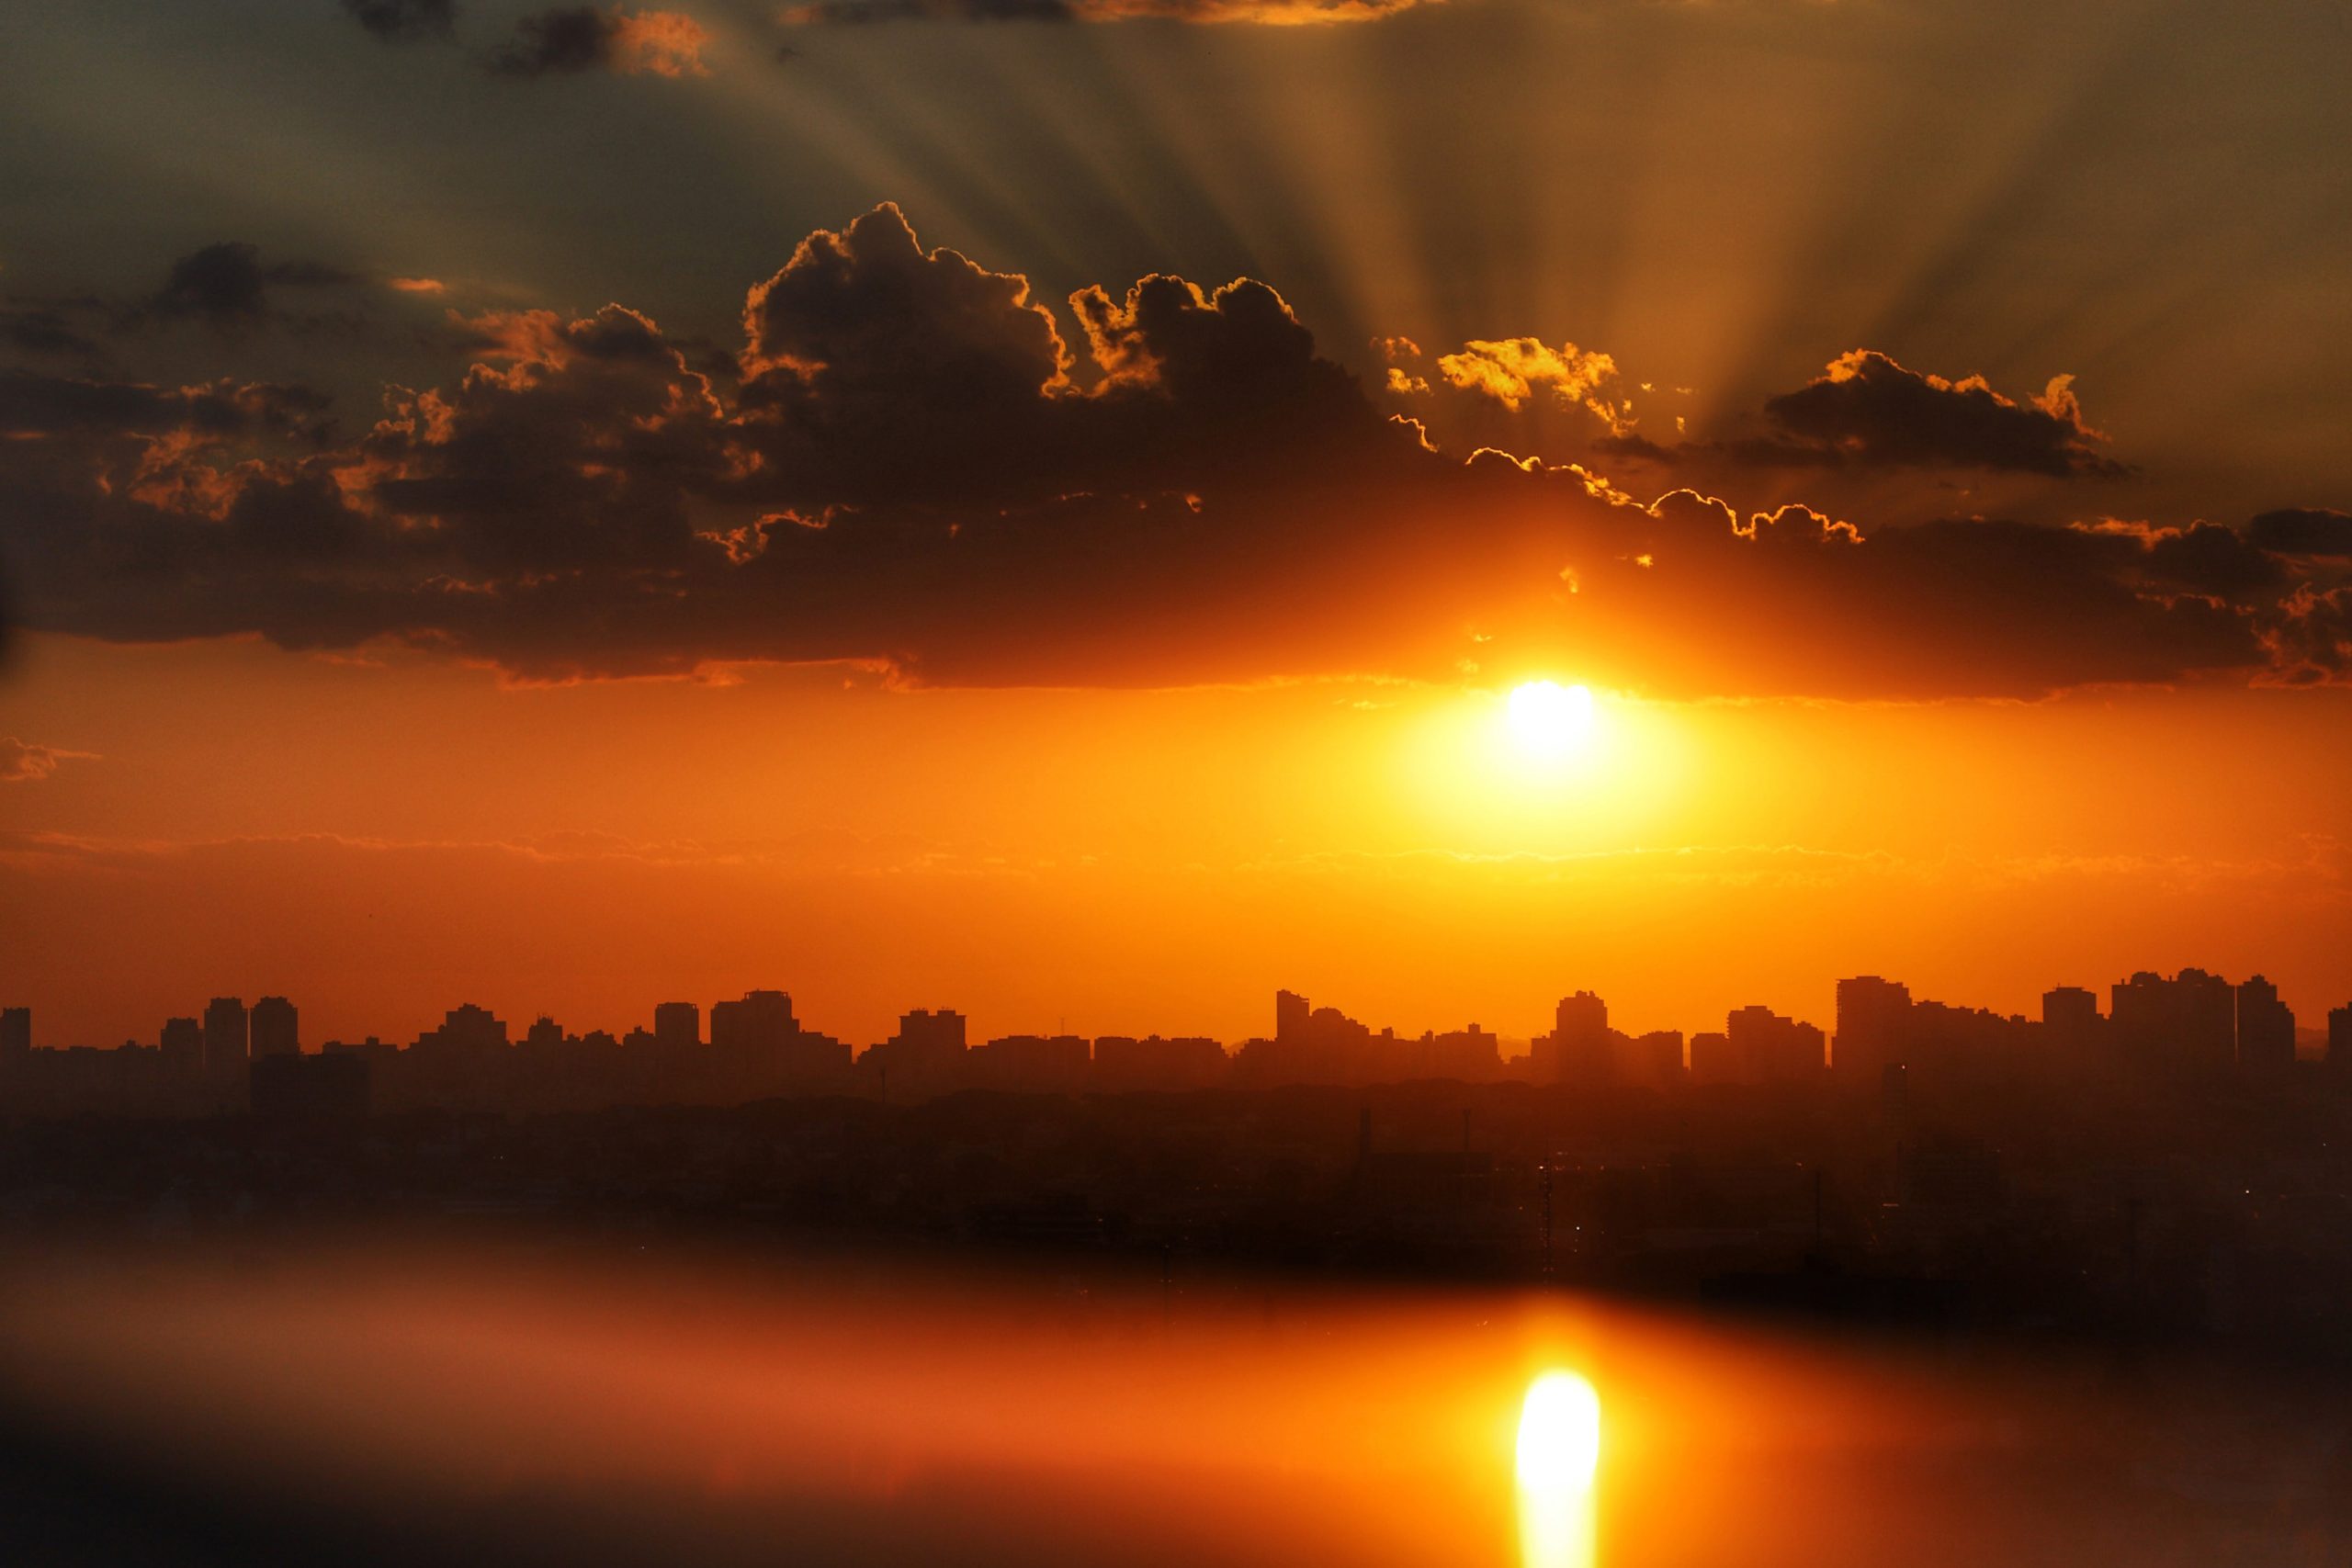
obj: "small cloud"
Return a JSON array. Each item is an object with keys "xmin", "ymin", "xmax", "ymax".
[
  {"xmin": 386, "ymin": 276, "xmax": 449, "ymax": 295},
  {"xmin": 147, "ymin": 243, "xmax": 359, "ymax": 333},
  {"xmin": 0, "ymin": 307, "xmax": 103, "ymax": 362},
  {"xmin": 489, "ymin": 6, "xmax": 711, "ymax": 77},
  {"xmin": 342, "ymin": 0, "xmax": 458, "ymax": 42},
  {"xmin": 0, "ymin": 739, "xmax": 97, "ymax": 784}
]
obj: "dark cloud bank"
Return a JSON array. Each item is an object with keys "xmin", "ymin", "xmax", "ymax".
[{"xmin": 1, "ymin": 205, "xmax": 2345, "ymax": 697}]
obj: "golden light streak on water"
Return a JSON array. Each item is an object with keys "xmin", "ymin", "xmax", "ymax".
[{"xmin": 1517, "ymin": 1371, "xmax": 1600, "ymax": 1568}]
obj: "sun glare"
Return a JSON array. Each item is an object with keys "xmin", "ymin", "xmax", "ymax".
[{"xmin": 1507, "ymin": 681, "xmax": 1597, "ymax": 761}]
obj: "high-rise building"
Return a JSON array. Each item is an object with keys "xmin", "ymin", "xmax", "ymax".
[
  {"xmin": 202, "ymin": 997, "xmax": 248, "ymax": 1075},
  {"xmin": 2041, "ymin": 987, "xmax": 2099, "ymax": 1032},
  {"xmin": 160, "ymin": 1016, "xmax": 203, "ymax": 1072},
  {"xmin": 1274, "ymin": 989, "xmax": 1311, "ymax": 1043},
  {"xmin": 892, "ymin": 1009, "xmax": 967, "ymax": 1055},
  {"xmin": 2330, "ymin": 1004, "xmax": 2352, "ymax": 1072},
  {"xmin": 1532, "ymin": 990, "xmax": 1611, "ymax": 1084},
  {"xmin": 250, "ymin": 996, "xmax": 300, "ymax": 1058},
  {"xmin": 1687, "ymin": 1031, "xmax": 1736, "ymax": 1085},
  {"xmin": 710, "ymin": 990, "xmax": 797, "ymax": 1054},
  {"xmin": 652, "ymin": 1001, "xmax": 701, "ymax": 1050},
  {"xmin": 414, "ymin": 1003, "xmax": 508, "ymax": 1055},
  {"xmin": 1727, "ymin": 1005, "xmax": 1826, "ymax": 1082},
  {"xmin": 2234, "ymin": 975, "xmax": 2296, "ymax": 1071},
  {"xmin": 1835, "ymin": 976, "xmax": 1912, "ymax": 1078},
  {"xmin": 2041, "ymin": 986, "xmax": 2102, "ymax": 1072},
  {"xmin": 0, "ymin": 1007, "xmax": 28, "ymax": 1056},
  {"xmin": 2110, "ymin": 969, "xmax": 2234, "ymax": 1075}
]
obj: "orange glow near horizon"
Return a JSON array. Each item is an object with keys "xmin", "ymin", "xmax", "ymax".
[{"xmin": 5, "ymin": 632, "xmax": 2352, "ymax": 1051}]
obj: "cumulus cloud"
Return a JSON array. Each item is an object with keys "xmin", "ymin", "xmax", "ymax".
[
  {"xmin": 1, "ymin": 739, "xmax": 97, "ymax": 784},
  {"xmin": 2, "ymin": 206, "xmax": 2341, "ymax": 699},
  {"xmin": 489, "ymin": 7, "xmax": 710, "ymax": 76},
  {"xmin": 342, "ymin": 0, "xmax": 458, "ymax": 41},
  {"xmin": 1427, "ymin": 338, "xmax": 1622, "ymax": 418},
  {"xmin": 1755, "ymin": 349, "xmax": 2126, "ymax": 477},
  {"xmin": 780, "ymin": 0, "xmax": 1433, "ymax": 22}
]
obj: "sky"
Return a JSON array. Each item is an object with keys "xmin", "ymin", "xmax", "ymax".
[{"xmin": 3, "ymin": 0, "xmax": 2348, "ymax": 1049}]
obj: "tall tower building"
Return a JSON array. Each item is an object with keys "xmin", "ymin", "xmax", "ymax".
[
  {"xmin": 160, "ymin": 1016, "xmax": 203, "ymax": 1072},
  {"xmin": 203, "ymin": 997, "xmax": 248, "ymax": 1075},
  {"xmin": 1274, "ymin": 990, "xmax": 1310, "ymax": 1043},
  {"xmin": 250, "ymin": 996, "xmax": 300, "ymax": 1058},
  {"xmin": 1835, "ymin": 976, "xmax": 1912, "ymax": 1079},
  {"xmin": 0, "ymin": 1007, "xmax": 28, "ymax": 1056},
  {"xmin": 652, "ymin": 1001, "xmax": 701, "ymax": 1050},
  {"xmin": 2234, "ymin": 976, "xmax": 2295, "ymax": 1071}
]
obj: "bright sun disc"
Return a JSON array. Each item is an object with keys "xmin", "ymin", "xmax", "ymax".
[
  {"xmin": 1507, "ymin": 681, "xmax": 1596, "ymax": 759},
  {"xmin": 1517, "ymin": 1371, "xmax": 1602, "ymax": 1493}
]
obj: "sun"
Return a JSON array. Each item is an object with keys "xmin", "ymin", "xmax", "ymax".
[{"xmin": 1507, "ymin": 681, "xmax": 1597, "ymax": 760}]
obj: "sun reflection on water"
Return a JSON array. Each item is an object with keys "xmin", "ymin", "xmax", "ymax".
[{"xmin": 1517, "ymin": 1371, "xmax": 1600, "ymax": 1568}]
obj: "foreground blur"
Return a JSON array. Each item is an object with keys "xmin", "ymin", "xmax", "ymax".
[{"xmin": 0, "ymin": 1238, "xmax": 2345, "ymax": 1567}]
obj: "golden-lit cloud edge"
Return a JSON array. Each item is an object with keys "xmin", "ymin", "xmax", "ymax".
[{"xmin": 3, "ymin": 204, "xmax": 2346, "ymax": 699}]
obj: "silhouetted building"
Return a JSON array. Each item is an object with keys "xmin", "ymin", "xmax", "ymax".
[
  {"xmin": 416, "ymin": 1003, "xmax": 508, "ymax": 1055},
  {"xmin": 251, "ymin": 1051, "xmax": 369, "ymax": 1119},
  {"xmin": 1726, "ymin": 1005, "xmax": 1825, "ymax": 1082},
  {"xmin": 2235, "ymin": 975, "xmax": 2295, "ymax": 1071},
  {"xmin": 249, "ymin": 996, "xmax": 299, "ymax": 1058},
  {"xmin": 1687, "ymin": 1030, "xmax": 1736, "ymax": 1085},
  {"xmin": 865, "ymin": 1008, "xmax": 968, "ymax": 1098},
  {"xmin": 2331, "ymin": 1004, "xmax": 2352, "ymax": 1072},
  {"xmin": 652, "ymin": 1001, "xmax": 701, "ymax": 1051},
  {"xmin": 1532, "ymin": 991, "xmax": 1611, "ymax": 1084},
  {"xmin": 970, "ymin": 1033, "xmax": 1091, "ymax": 1093},
  {"xmin": 202, "ymin": 997, "xmax": 248, "ymax": 1075},
  {"xmin": 1274, "ymin": 989, "xmax": 1311, "ymax": 1043},
  {"xmin": 1834, "ymin": 976, "xmax": 1911, "ymax": 1080},
  {"xmin": 160, "ymin": 1016, "xmax": 203, "ymax": 1074},
  {"xmin": 2041, "ymin": 986, "xmax": 2101, "ymax": 1073},
  {"xmin": 2111, "ymin": 969, "xmax": 2234, "ymax": 1076},
  {"xmin": 1093, "ymin": 1033, "xmax": 1228, "ymax": 1092},
  {"xmin": 710, "ymin": 990, "xmax": 795, "ymax": 1054},
  {"xmin": 0, "ymin": 1007, "xmax": 28, "ymax": 1057},
  {"xmin": 1619, "ymin": 1029, "xmax": 1685, "ymax": 1089},
  {"xmin": 1403, "ymin": 1024, "xmax": 1505, "ymax": 1082}
]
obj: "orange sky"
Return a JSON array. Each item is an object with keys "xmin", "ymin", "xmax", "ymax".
[{"xmin": 7, "ymin": 629, "xmax": 2348, "ymax": 1048}]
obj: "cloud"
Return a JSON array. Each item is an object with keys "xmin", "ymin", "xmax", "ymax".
[
  {"xmin": 386, "ymin": 276, "xmax": 449, "ymax": 295},
  {"xmin": 780, "ymin": 0, "xmax": 1433, "ymax": 22},
  {"xmin": 0, "ymin": 739, "xmax": 97, "ymax": 784},
  {"xmin": 146, "ymin": 243, "xmax": 360, "ymax": 333},
  {"xmin": 3, "ymin": 208, "xmax": 2342, "ymax": 700},
  {"xmin": 1, "ymin": 307, "xmax": 103, "ymax": 362},
  {"xmin": 342, "ymin": 0, "xmax": 458, "ymax": 41},
  {"xmin": 2247, "ymin": 507, "xmax": 2352, "ymax": 558},
  {"xmin": 489, "ymin": 7, "xmax": 710, "ymax": 76},
  {"xmin": 1427, "ymin": 338, "xmax": 1621, "ymax": 418},
  {"xmin": 1755, "ymin": 349, "xmax": 2126, "ymax": 477}
]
